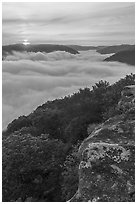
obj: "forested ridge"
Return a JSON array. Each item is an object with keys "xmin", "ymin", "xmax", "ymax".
[{"xmin": 3, "ymin": 73, "xmax": 135, "ymax": 202}]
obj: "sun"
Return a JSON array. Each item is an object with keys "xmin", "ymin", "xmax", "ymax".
[{"xmin": 23, "ymin": 39, "xmax": 30, "ymax": 46}]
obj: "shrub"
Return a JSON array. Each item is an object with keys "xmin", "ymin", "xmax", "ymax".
[
  {"xmin": 3, "ymin": 131, "xmax": 65, "ymax": 201},
  {"xmin": 61, "ymin": 143, "xmax": 80, "ymax": 201}
]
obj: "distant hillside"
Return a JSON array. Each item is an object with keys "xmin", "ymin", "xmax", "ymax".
[
  {"xmin": 104, "ymin": 49, "xmax": 135, "ymax": 65},
  {"xmin": 2, "ymin": 44, "xmax": 79, "ymax": 58},
  {"xmin": 97, "ymin": 44, "xmax": 135, "ymax": 54},
  {"xmin": 68, "ymin": 45, "xmax": 96, "ymax": 51},
  {"xmin": 68, "ymin": 44, "xmax": 135, "ymax": 54},
  {"xmin": 68, "ymin": 45, "xmax": 106, "ymax": 51}
]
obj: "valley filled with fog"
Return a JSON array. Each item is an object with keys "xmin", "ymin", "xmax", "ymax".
[{"xmin": 2, "ymin": 50, "xmax": 135, "ymax": 129}]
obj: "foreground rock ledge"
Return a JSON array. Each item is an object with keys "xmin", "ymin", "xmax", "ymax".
[{"xmin": 69, "ymin": 86, "xmax": 135, "ymax": 202}]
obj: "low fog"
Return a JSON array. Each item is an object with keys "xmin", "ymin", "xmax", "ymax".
[{"xmin": 2, "ymin": 50, "xmax": 135, "ymax": 129}]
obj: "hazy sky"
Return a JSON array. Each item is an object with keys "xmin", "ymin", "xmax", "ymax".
[{"xmin": 2, "ymin": 2, "xmax": 135, "ymax": 45}]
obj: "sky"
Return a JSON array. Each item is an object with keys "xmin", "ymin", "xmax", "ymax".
[{"xmin": 2, "ymin": 2, "xmax": 135, "ymax": 45}]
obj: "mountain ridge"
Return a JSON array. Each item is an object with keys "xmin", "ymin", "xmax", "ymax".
[
  {"xmin": 104, "ymin": 49, "xmax": 135, "ymax": 65},
  {"xmin": 96, "ymin": 44, "xmax": 135, "ymax": 54},
  {"xmin": 2, "ymin": 43, "xmax": 79, "ymax": 58}
]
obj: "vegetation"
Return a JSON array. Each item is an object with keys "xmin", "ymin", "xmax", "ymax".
[
  {"xmin": 3, "ymin": 132, "xmax": 66, "ymax": 201},
  {"xmin": 61, "ymin": 143, "xmax": 80, "ymax": 201},
  {"xmin": 3, "ymin": 73, "xmax": 135, "ymax": 201}
]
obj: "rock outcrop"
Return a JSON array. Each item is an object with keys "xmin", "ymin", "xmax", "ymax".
[{"xmin": 69, "ymin": 85, "xmax": 135, "ymax": 202}]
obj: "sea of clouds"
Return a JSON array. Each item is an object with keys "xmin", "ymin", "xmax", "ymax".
[{"xmin": 2, "ymin": 50, "xmax": 135, "ymax": 129}]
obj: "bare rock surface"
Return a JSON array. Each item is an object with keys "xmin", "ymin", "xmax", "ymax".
[{"xmin": 69, "ymin": 85, "xmax": 135, "ymax": 202}]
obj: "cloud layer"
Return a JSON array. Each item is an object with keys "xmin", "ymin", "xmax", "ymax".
[{"xmin": 2, "ymin": 50, "xmax": 135, "ymax": 129}]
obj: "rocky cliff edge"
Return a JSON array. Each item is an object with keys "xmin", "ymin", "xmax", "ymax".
[{"xmin": 69, "ymin": 85, "xmax": 135, "ymax": 202}]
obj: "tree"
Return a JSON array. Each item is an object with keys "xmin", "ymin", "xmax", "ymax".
[
  {"xmin": 7, "ymin": 115, "xmax": 32, "ymax": 133},
  {"xmin": 3, "ymin": 131, "xmax": 66, "ymax": 202}
]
